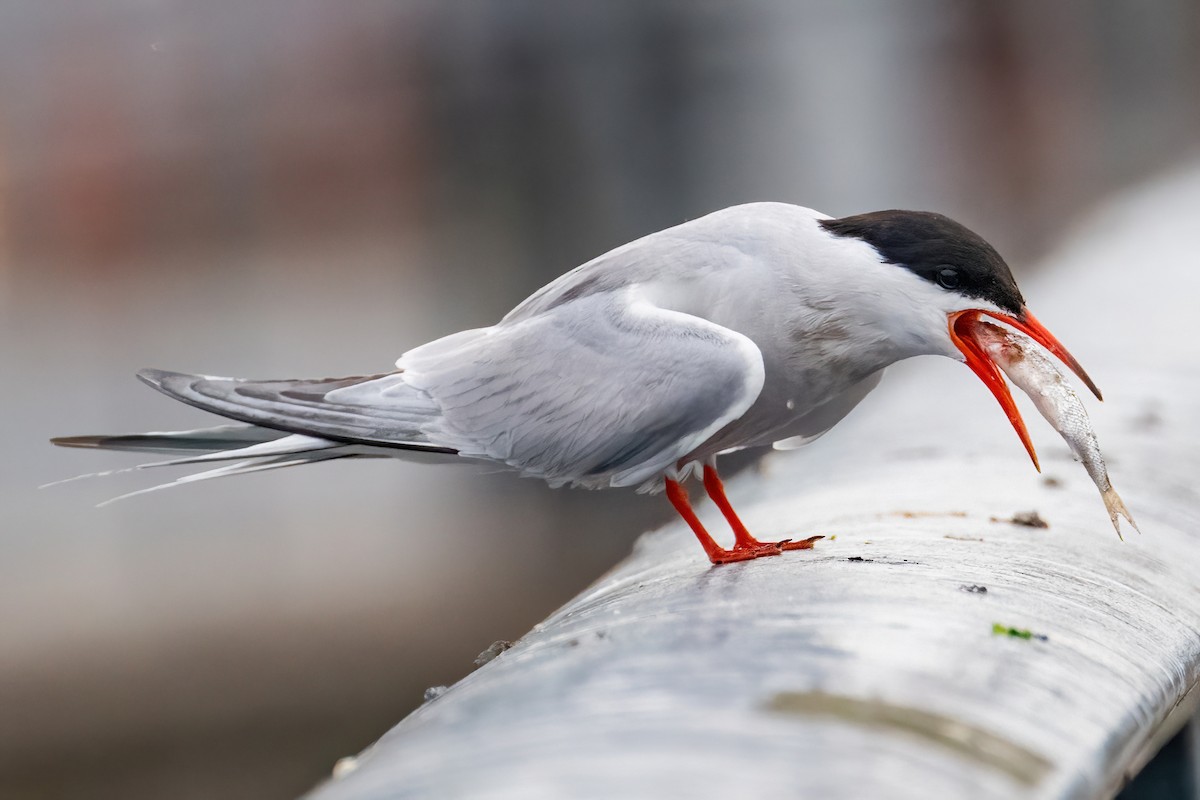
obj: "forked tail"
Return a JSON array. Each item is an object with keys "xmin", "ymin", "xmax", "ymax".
[
  {"xmin": 49, "ymin": 425, "xmax": 370, "ymax": 505},
  {"xmin": 1101, "ymin": 486, "xmax": 1140, "ymax": 541}
]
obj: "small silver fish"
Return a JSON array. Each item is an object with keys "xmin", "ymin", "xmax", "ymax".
[{"xmin": 969, "ymin": 319, "xmax": 1138, "ymax": 539}]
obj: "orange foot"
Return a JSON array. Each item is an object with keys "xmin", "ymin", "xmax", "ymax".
[
  {"xmin": 709, "ymin": 535, "xmax": 825, "ymax": 564},
  {"xmin": 665, "ymin": 469, "xmax": 825, "ymax": 566}
]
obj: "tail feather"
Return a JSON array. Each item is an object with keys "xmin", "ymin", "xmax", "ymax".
[
  {"xmin": 96, "ymin": 449, "xmax": 366, "ymax": 507},
  {"xmin": 47, "ymin": 427, "xmax": 364, "ymax": 503},
  {"xmin": 44, "ymin": 425, "xmax": 304, "ymax": 488},
  {"xmin": 50, "ymin": 367, "xmax": 464, "ymax": 504}
]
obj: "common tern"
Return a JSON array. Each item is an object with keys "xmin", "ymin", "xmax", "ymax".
[{"xmin": 53, "ymin": 203, "xmax": 1099, "ymax": 564}]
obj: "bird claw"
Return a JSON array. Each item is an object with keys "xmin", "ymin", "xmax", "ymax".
[
  {"xmin": 779, "ymin": 535, "xmax": 824, "ymax": 551},
  {"xmin": 709, "ymin": 535, "xmax": 824, "ymax": 564}
]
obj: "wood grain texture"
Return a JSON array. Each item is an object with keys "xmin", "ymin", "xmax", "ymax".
[{"xmin": 304, "ymin": 165, "xmax": 1200, "ymax": 800}]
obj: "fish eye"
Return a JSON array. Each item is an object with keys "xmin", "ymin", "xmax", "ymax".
[{"xmin": 936, "ymin": 266, "xmax": 960, "ymax": 289}]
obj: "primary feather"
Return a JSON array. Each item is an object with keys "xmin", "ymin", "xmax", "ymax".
[{"xmin": 51, "ymin": 424, "xmax": 286, "ymax": 455}]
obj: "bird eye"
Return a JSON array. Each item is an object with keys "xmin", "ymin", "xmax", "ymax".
[{"xmin": 936, "ymin": 267, "xmax": 960, "ymax": 289}]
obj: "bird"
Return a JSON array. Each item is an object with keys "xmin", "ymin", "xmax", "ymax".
[{"xmin": 52, "ymin": 203, "xmax": 1099, "ymax": 564}]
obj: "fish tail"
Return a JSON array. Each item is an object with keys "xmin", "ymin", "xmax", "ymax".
[{"xmin": 1101, "ymin": 486, "xmax": 1140, "ymax": 540}]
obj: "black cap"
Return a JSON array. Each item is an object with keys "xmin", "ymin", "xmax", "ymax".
[{"xmin": 820, "ymin": 210, "xmax": 1025, "ymax": 315}]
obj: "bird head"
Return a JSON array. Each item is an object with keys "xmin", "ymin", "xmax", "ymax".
[{"xmin": 819, "ymin": 210, "xmax": 1099, "ymax": 470}]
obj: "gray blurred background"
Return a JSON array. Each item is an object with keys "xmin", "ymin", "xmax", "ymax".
[{"xmin": 2, "ymin": 2, "xmax": 1198, "ymax": 798}]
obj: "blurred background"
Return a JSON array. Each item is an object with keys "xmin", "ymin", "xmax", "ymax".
[{"xmin": 2, "ymin": 2, "xmax": 1198, "ymax": 798}]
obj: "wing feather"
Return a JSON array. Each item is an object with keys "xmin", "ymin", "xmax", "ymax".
[
  {"xmin": 136, "ymin": 370, "xmax": 455, "ymax": 452},
  {"xmin": 405, "ymin": 289, "xmax": 765, "ymax": 487}
]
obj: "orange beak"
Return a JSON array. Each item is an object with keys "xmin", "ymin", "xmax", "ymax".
[{"xmin": 948, "ymin": 308, "xmax": 1101, "ymax": 472}]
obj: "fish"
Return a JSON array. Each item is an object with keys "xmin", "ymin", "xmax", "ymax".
[{"xmin": 967, "ymin": 318, "xmax": 1138, "ymax": 539}]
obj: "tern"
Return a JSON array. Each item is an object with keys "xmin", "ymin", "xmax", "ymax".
[{"xmin": 53, "ymin": 203, "xmax": 1099, "ymax": 564}]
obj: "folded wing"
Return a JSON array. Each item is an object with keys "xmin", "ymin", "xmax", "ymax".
[
  {"xmin": 404, "ymin": 290, "xmax": 766, "ymax": 487},
  {"xmin": 136, "ymin": 289, "xmax": 766, "ymax": 489}
]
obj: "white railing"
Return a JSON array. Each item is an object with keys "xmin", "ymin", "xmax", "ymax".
[{"xmin": 303, "ymin": 166, "xmax": 1200, "ymax": 800}]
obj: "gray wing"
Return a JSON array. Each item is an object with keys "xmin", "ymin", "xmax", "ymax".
[
  {"xmin": 403, "ymin": 289, "xmax": 766, "ymax": 487},
  {"xmin": 136, "ymin": 290, "xmax": 764, "ymax": 488}
]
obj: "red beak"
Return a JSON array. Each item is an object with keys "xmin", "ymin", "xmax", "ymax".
[{"xmin": 948, "ymin": 308, "xmax": 1101, "ymax": 471}]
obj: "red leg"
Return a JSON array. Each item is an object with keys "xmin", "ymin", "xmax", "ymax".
[
  {"xmin": 666, "ymin": 471, "xmax": 824, "ymax": 565},
  {"xmin": 664, "ymin": 478, "xmax": 728, "ymax": 564},
  {"xmin": 704, "ymin": 464, "xmax": 821, "ymax": 555},
  {"xmin": 702, "ymin": 464, "xmax": 764, "ymax": 549}
]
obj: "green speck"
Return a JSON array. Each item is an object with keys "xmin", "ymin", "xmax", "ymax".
[
  {"xmin": 828, "ymin": 534, "xmax": 837, "ymax": 541},
  {"xmin": 992, "ymin": 622, "xmax": 1045, "ymax": 641}
]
